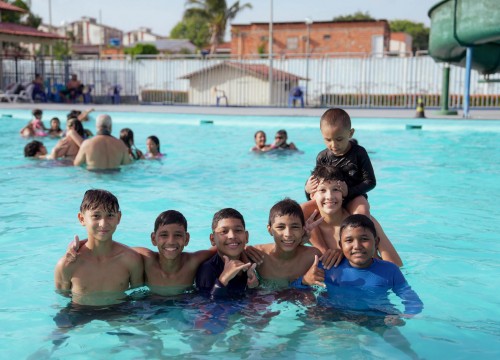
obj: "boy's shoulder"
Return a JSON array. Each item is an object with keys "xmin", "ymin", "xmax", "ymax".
[
  {"xmin": 112, "ymin": 241, "xmax": 143, "ymax": 263},
  {"xmin": 297, "ymin": 244, "xmax": 322, "ymax": 257}
]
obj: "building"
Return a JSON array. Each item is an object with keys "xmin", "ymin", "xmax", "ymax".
[
  {"xmin": 123, "ymin": 27, "xmax": 164, "ymax": 47},
  {"xmin": 389, "ymin": 32, "xmax": 413, "ymax": 56},
  {"xmin": 179, "ymin": 62, "xmax": 306, "ymax": 106},
  {"xmin": 231, "ymin": 20, "xmax": 391, "ymax": 57}
]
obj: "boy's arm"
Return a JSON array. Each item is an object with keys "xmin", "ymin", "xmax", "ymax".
[
  {"xmin": 54, "ymin": 257, "xmax": 73, "ymax": 295},
  {"xmin": 73, "ymin": 142, "xmax": 87, "ymax": 166},
  {"xmin": 128, "ymin": 250, "xmax": 144, "ymax": 289},
  {"xmin": 392, "ymin": 269, "xmax": 424, "ymax": 316},
  {"xmin": 347, "ymin": 147, "xmax": 376, "ymax": 199},
  {"xmin": 372, "ymin": 216, "xmax": 403, "ymax": 267},
  {"xmin": 66, "ymin": 129, "xmax": 84, "ymax": 146},
  {"xmin": 189, "ymin": 247, "xmax": 218, "ymax": 269}
]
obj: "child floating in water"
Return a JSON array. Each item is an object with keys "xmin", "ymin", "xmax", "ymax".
[
  {"xmin": 20, "ymin": 109, "xmax": 48, "ymax": 137},
  {"xmin": 145, "ymin": 135, "xmax": 164, "ymax": 159}
]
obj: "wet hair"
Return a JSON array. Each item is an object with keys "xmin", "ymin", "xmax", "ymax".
[
  {"xmin": 320, "ymin": 108, "xmax": 351, "ymax": 130},
  {"xmin": 311, "ymin": 165, "xmax": 345, "ymax": 183},
  {"xmin": 276, "ymin": 129, "xmax": 288, "ymax": 139},
  {"xmin": 147, "ymin": 135, "xmax": 160, "ymax": 152},
  {"xmin": 268, "ymin": 198, "xmax": 305, "ymax": 226},
  {"xmin": 339, "ymin": 214, "xmax": 377, "ymax": 239},
  {"xmin": 120, "ymin": 128, "xmax": 134, "ymax": 148},
  {"xmin": 32, "ymin": 108, "xmax": 43, "ymax": 117},
  {"xmin": 67, "ymin": 110, "xmax": 82, "ymax": 120},
  {"xmin": 254, "ymin": 130, "xmax": 266, "ymax": 139},
  {"xmin": 24, "ymin": 140, "xmax": 44, "ymax": 157},
  {"xmin": 211, "ymin": 208, "xmax": 245, "ymax": 231},
  {"xmin": 79, "ymin": 189, "xmax": 120, "ymax": 214},
  {"xmin": 50, "ymin": 117, "xmax": 61, "ymax": 129},
  {"xmin": 154, "ymin": 210, "xmax": 188, "ymax": 232},
  {"xmin": 67, "ymin": 118, "xmax": 85, "ymax": 137}
]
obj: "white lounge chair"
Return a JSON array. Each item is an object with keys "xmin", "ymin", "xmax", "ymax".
[{"xmin": 15, "ymin": 84, "xmax": 34, "ymax": 103}]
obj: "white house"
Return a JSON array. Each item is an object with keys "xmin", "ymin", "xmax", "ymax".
[
  {"xmin": 123, "ymin": 27, "xmax": 164, "ymax": 47},
  {"xmin": 179, "ymin": 62, "xmax": 306, "ymax": 106}
]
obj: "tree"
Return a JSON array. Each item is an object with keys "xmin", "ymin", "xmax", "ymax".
[
  {"xmin": 184, "ymin": 0, "xmax": 252, "ymax": 54},
  {"xmin": 0, "ymin": 0, "xmax": 41, "ymax": 27},
  {"xmin": 124, "ymin": 44, "xmax": 159, "ymax": 57},
  {"xmin": 390, "ymin": 20, "xmax": 429, "ymax": 52},
  {"xmin": 170, "ymin": 14, "xmax": 210, "ymax": 49},
  {"xmin": 333, "ymin": 11, "xmax": 375, "ymax": 22}
]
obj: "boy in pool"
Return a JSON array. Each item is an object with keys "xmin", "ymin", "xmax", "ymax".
[
  {"xmin": 270, "ymin": 129, "xmax": 298, "ymax": 150},
  {"xmin": 195, "ymin": 208, "xmax": 258, "ymax": 299},
  {"xmin": 321, "ymin": 214, "xmax": 423, "ymax": 322},
  {"xmin": 54, "ymin": 189, "xmax": 143, "ymax": 306},
  {"xmin": 302, "ymin": 165, "xmax": 402, "ymax": 267},
  {"xmin": 132, "ymin": 210, "xmax": 216, "ymax": 296},
  {"xmin": 305, "ymin": 108, "xmax": 375, "ymax": 216},
  {"xmin": 249, "ymin": 198, "xmax": 325, "ymax": 289},
  {"xmin": 24, "ymin": 140, "xmax": 47, "ymax": 158}
]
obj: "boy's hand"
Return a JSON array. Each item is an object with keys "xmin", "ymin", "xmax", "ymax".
[
  {"xmin": 305, "ymin": 175, "xmax": 319, "ymax": 195},
  {"xmin": 319, "ymin": 249, "xmax": 343, "ymax": 269},
  {"xmin": 65, "ymin": 235, "xmax": 82, "ymax": 264},
  {"xmin": 219, "ymin": 255, "xmax": 252, "ymax": 286},
  {"xmin": 244, "ymin": 246, "xmax": 264, "ymax": 265},
  {"xmin": 302, "ymin": 255, "xmax": 325, "ymax": 287},
  {"xmin": 246, "ymin": 263, "xmax": 259, "ymax": 288},
  {"xmin": 337, "ymin": 180, "xmax": 348, "ymax": 198},
  {"xmin": 302, "ymin": 210, "xmax": 324, "ymax": 244}
]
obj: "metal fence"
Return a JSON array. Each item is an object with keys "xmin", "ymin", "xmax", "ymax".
[{"xmin": 2, "ymin": 54, "xmax": 500, "ymax": 108}]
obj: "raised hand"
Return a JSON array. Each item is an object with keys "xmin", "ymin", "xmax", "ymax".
[
  {"xmin": 246, "ymin": 263, "xmax": 259, "ymax": 288},
  {"xmin": 219, "ymin": 255, "xmax": 252, "ymax": 286},
  {"xmin": 244, "ymin": 245, "xmax": 264, "ymax": 265},
  {"xmin": 319, "ymin": 248, "xmax": 343, "ymax": 269},
  {"xmin": 64, "ymin": 235, "xmax": 81, "ymax": 264},
  {"xmin": 302, "ymin": 255, "xmax": 325, "ymax": 287},
  {"xmin": 302, "ymin": 210, "xmax": 324, "ymax": 244},
  {"xmin": 305, "ymin": 175, "xmax": 319, "ymax": 195}
]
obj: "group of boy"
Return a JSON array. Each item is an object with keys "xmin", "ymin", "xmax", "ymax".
[{"xmin": 55, "ymin": 107, "xmax": 422, "ymax": 329}]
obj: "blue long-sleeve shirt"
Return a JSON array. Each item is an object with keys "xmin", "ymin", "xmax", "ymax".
[{"xmin": 320, "ymin": 258, "xmax": 423, "ymax": 315}]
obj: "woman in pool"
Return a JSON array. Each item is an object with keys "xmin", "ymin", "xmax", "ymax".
[
  {"xmin": 251, "ymin": 130, "xmax": 271, "ymax": 152},
  {"xmin": 120, "ymin": 128, "xmax": 144, "ymax": 160},
  {"xmin": 145, "ymin": 135, "xmax": 164, "ymax": 159},
  {"xmin": 49, "ymin": 118, "xmax": 85, "ymax": 160},
  {"xmin": 48, "ymin": 117, "xmax": 63, "ymax": 137}
]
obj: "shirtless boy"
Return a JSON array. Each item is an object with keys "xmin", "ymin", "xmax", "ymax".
[
  {"xmin": 54, "ymin": 189, "xmax": 143, "ymax": 306},
  {"xmin": 133, "ymin": 210, "xmax": 215, "ymax": 296},
  {"xmin": 195, "ymin": 208, "xmax": 258, "ymax": 299},
  {"xmin": 251, "ymin": 198, "xmax": 324, "ymax": 289},
  {"xmin": 302, "ymin": 165, "xmax": 402, "ymax": 267}
]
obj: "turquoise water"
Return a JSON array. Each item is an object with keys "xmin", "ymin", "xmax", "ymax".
[{"xmin": 1, "ymin": 109, "xmax": 499, "ymax": 359}]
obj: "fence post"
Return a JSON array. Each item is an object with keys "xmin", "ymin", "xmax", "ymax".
[{"xmin": 438, "ymin": 63, "xmax": 458, "ymax": 115}]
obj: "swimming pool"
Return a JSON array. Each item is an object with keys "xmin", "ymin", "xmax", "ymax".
[{"xmin": 1, "ymin": 109, "xmax": 499, "ymax": 359}]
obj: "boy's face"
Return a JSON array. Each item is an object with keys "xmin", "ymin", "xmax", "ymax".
[
  {"xmin": 267, "ymin": 214, "xmax": 304, "ymax": 252},
  {"xmin": 313, "ymin": 179, "xmax": 344, "ymax": 215},
  {"xmin": 210, "ymin": 218, "xmax": 248, "ymax": 260},
  {"xmin": 274, "ymin": 133, "xmax": 287, "ymax": 147},
  {"xmin": 78, "ymin": 207, "xmax": 121, "ymax": 242},
  {"xmin": 151, "ymin": 223, "xmax": 190, "ymax": 260},
  {"xmin": 340, "ymin": 225, "xmax": 378, "ymax": 268},
  {"xmin": 320, "ymin": 123, "xmax": 354, "ymax": 156}
]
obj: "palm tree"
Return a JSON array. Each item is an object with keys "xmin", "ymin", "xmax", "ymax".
[{"xmin": 184, "ymin": 0, "xmax": 252, "ymax": 54}]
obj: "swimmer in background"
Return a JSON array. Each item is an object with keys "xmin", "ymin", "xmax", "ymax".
[
  {"xmin": 270, "ymin": 129, "xmax": 298, "ymax": 151},
  {"xmin": 67, "ymin": 108, "xmax": 94, "ymax": 122},
  {"xmin": 48, "ymin": 117, "xmax": 63, "ymax": 138},
  {"xmin": 54, "ymin": 189, "xmax": 143, "ymax": 306},
  {"xmin": 145, "ymin": 135, "xmax": 164, "ymax": 159},
  {"xmin": 24, "ymin": 140, "xmax": 47, "ymax": 158},
  {"xmin": 120, "ymin": 128, "xmax": 145, "ymax": 160},
  {"xmin": 251, "ymin": 130, "xmax": 272, "ymax": 152},
  {"xmin": 20, "ymin": 109, "xmax": 48, "ymax": 137},
  {"xmin": 49, "ymin": 118, "xmax": 85, "ymax": 160}
]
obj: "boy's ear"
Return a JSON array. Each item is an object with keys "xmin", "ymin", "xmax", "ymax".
[
  {"xmin": 150, "ymin": 232, "xmax": 157, "ymax": 246},
  {"xmin": 349, "ymin": 128, "xmax": 355, "ymax": 138},
  {"xmin": 245, "ymin": 230, "xmax": 249, "ymax": 244},
  {"xmin": 209, "ymin": 233, "xmax": 216, "ymax": 246},
  {"xmin": 116, "ymin": 211, "xmax": 122, "ymax": 224},
  {"xmin": 77, "ymin": 212, "xmax": 85, "ymax": 225},
  {"xmin": 184, "ymin": 232, "xmax": 190, "ymax": 246},
  {"xmin": 267, "ymin": 224, "xmax": 273, "ymax": 236},
  {"xmin": 375, "ymin": 236, "xmax": 380, "ymax": 248}
]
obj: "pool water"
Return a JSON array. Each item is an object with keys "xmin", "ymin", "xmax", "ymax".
[{"xmin": 0, "ymin": 109, "xmax": 499, "ymax": 359}]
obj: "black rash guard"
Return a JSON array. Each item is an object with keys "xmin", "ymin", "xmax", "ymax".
[{"xmin": 315, "ymin": 143, "xmax": 376, "ymax": 202}]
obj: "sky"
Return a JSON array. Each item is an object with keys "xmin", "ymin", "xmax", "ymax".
[{"xmin": 30, "ymin": 0, "xmax": 439, "ymax": 37}]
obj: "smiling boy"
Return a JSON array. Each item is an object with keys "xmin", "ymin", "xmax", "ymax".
[{"xmin": 54, "ymin": 189, "xmax": 143, "ymax": 306}]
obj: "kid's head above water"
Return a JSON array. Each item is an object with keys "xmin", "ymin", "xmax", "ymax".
[
  {"xmin": 320, "ymin": 108, "xmax": 354, "ymax": 156},
  {"xmin": 339, "ymin": 214, "xmax": 380, "ymax": 269},
  {"xmin": 267, "ymin": 198, "xmax": 306, "ymax": 252},
  {"xmin": 151, "ymin": 210, "xmax": 190, "ymax": 259},
  {"xmin": 210, "ymin": 208, "xmax": 248, "ymax": 260}
]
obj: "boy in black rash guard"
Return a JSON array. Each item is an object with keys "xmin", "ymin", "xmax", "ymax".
[
  {"xmin": 195, "ymin": 208, "xmax": 258, "ymax": 299},
  {"xmin": 305, "ymin": 108, "xmax": 375, "ymax": 216}
]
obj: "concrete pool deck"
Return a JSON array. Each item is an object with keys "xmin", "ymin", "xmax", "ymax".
[{"xmin": 2, "ymin": 103, "xmax": 500, "ymax": 120}]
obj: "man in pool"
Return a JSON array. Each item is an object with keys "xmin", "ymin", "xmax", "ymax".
[
  {"xmin": 54, "ymin": 189, "xmax": 143, "ymax": 306},
  {"xmin": 132, "ymin": 210, "xmax": 217, "ymax": 296},
  {"xmin": 73, "ymin": 114, "xmax": 131, "ymax": 170}
]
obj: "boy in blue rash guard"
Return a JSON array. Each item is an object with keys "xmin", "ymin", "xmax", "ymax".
[
  {"xmin": 321, "ymin": 214, "xmax": 423, "ymax": 322},
  {"xmin": 195, "ymin": 208, "xmax": 258, "ymax": 299}
]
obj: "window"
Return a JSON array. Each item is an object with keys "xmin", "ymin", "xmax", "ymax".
[
  {"xmin": 287, "ymin": 37, "xmax": 298, "ymax": 50},
  {"xmin": 323, "ymin": 34, "xmax": 331, "ymax": 41}
]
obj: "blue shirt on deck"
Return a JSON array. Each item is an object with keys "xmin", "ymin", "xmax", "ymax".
[{"xmin": 320, "ymin": 258, "xmax": 423, "ymax": 316}]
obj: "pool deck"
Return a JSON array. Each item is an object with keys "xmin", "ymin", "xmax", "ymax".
[{"xmin": 2, "ymin": 103, "xmax": 500, "ymax": 120}]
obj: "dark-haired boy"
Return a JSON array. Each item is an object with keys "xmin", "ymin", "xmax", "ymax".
[
  {"xmin": 195, "ymin": 208, "xmax": 258, "ymax": 299},
  {"xmin": 54, "ymin": 189, "xmax": 143, "ymax": 306},
  {"xmin": 133, "ymin": 210, "xmax": 216, "ymax": 296},
  {"xmin": 24, "ymin": 140, "xmax": 47, "ymax": 158}
]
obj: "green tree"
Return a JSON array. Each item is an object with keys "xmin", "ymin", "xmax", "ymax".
[
  {"xmin": 390, "ymin": 20, "xmax": 429, "ymax": 52},
  {"xmin": 0, "ymin": 1, "xmax": 41, "ymax": 27},
  {"xmin": 184, "ymin": 0, "xmax": 252, "ymax": 54},
  {"xmin": 170, "ymin": 14, "xmax": 210, "ymax": 49},
  {"xmin": 332, "ymin": 11, "xmax": 375, "ymax": 22},
  {"xmin": 124, "ymin": 44, "xmax": 159, "ymax": 57}
]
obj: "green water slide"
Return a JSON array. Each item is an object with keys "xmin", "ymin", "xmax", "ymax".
[{"xmin": 428, "ymin": 0, "xmax": 500, "ymax": 75}]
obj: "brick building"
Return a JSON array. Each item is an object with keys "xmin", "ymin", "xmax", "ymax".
[{"xmin": 230, "ymin": 20, "xmax": 391, "ymax": 57}]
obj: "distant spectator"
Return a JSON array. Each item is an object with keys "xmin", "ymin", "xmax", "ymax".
[
  {"xmin": 32, "ymin": 73, "xmax": 47, "ymax": 102},
  {"xmin": 24, "ymin": 140, "xmax": 47, "ymax": 158},
  {"xmin": 60, "ymin": 74, "xmax": 84, "ymax": 102}
]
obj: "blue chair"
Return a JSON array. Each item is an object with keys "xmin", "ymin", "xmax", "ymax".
[
  {"xmin": 288, "ymin": 87, "xmax": 304, "ymax": 108},
  {"xmin": 83, "ymin": 84, "xmax": 93, "ymax": 104},
  {"xmin": 110, "ymin": 85, "xmax": 121, "ymax": 104}
]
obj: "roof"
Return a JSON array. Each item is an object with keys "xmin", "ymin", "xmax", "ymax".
[
  {"xmin": 0, "ymin": 22, "xmax": 66, "ymax": 44},
  {"xmin": 179, "ymin": 62, "xmax": 307, "ymax": 81},
  {"xmin": 0, "ymin": 0, "xmax": 26, "ymax": 12},
  {"xmin": 139, "ymin": 39, "xmax": 196, "ymax": 53}
]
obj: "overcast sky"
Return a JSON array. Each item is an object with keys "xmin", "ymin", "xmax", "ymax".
[{"xmin": 30, "ymin": 0, "xmax": 439, "ymax": 37}]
